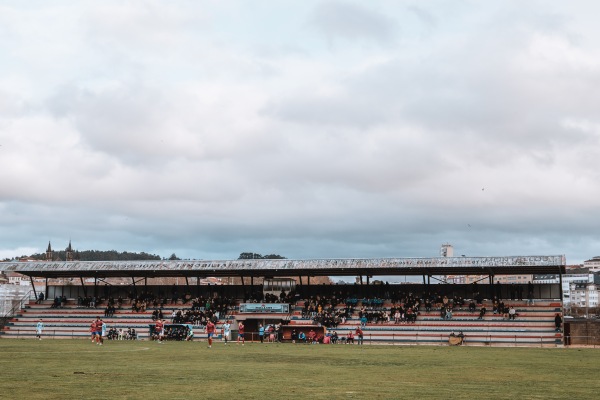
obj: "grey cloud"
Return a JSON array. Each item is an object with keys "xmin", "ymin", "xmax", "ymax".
[
  {"xmin": 407, "ymin": 5, "xmax": 437, "ymax": 29},
  {"xmin": 310, "ymin": 1, "xmax": 397, "ymax": 46}
]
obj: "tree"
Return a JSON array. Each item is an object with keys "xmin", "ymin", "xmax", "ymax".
[
  {"xmin": 168, "ymin": 253, "xmax": 181, "ymax": 260},
  {"xmin": 238, "ymin": 252, "xmax": 262, "ymax": 260},
  {"xmin": 238, "ymin": 252, "xmax": 286, "ymax": 260},
  {"xmin": 262, "ymin": 254, "xmax": 286, "ymax": 259}
]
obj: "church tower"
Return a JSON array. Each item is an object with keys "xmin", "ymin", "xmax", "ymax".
[
  {"xmin": 66, "ymin": 240, "xmax": 74, "ymax": 262},
  {"xmin": 45, "ymin": 241, "xmax": 53, "ymax": 261}
]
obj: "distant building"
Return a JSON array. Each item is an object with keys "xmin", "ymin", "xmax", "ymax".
[
  {"xmin": 46, "ymin": 241, "xmax": 53, "ymax": 261},
  {"xmin": 569, "ymin": 282, "xmax": 599, "ymax": 308},
  {"xmin": 455, "ymin": 274, "xmax": 533, "ymax": 285},
  {"xmin": 65, "ymin": 240, "xmax": 74, "ymax": 261},
  {"xmin": 440, "ymin": 244, "xmax": 453, "ymax": 257},
  {"xmin": 446, "ymin": 274, "xmax": 465, "ymax": 284},
  {"xmin": 5, "ymin": 272, "xmax": 28, "ymax": 286},
  {"xmin": 584, "ymin": 256, "xmax": 600, "ymax": 272},
  {"xmin": 533, "ymin": 272, "xmax": 600, "ymax": 304}
]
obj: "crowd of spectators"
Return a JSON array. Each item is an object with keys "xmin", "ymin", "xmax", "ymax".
[
  {"xmin": 301, "ymin": 295, "xmax": 352, "ymax": 328},
  {"xmin": 150, "ymin": 323, "xmax": 193, "ymax": 341},
  {"xmin": 51, "ymin": 296, "xmax": 67, "ymax": 308},
  {"xmin": 294, "ymin": 290, "xmax": 525, "ymax": 327},
  {"xmin": 106, "ymin": 327, "xmax": 138, "ymax": 340}
]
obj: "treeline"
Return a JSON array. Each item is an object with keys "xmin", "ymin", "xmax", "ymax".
[
  {"xmin": 19, "ymin": 250, "xmax": 284, "ymax": 262},
  {"xmin": 238, "ymin": 252, "xmax": 286, "ymax": 260},
  {"xmin": 30, "ymin": 250, "xmax": 162, "ymax": 261}
]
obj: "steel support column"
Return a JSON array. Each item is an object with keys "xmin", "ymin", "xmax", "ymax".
[{"xmin": 30, "ymin": 276, "xmax": 38, "ymax": 299}]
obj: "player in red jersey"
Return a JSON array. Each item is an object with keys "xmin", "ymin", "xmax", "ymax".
[
  {"xmin": 205, "ymin": 320, "xmax": 216, "ymax": 348},
  {"xmin": 155, "ymin": 319, "xmax": 165, "ymax": 343},
  {"xmin": 237, "ymin": 321, "xmax": 245, "ymax": 345},
  {"xmin": 90, "ymin": 317, "xmax": 102, "ymax": 345},
  {"xmin": 90, "ymin": 320, "xmax": 96, "ymax": 343},
  {"xmin": 97, "ymin": 318, "xmax": 105, "ymax": 346}
]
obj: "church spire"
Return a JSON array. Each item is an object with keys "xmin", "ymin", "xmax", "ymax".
[
  {"xmin": 45, "ymin": 241, "xmax": 53, "ymax": 261},
  {"xmin": 66, "ymin": 240, "xmax": 74, "ymax": 261}
]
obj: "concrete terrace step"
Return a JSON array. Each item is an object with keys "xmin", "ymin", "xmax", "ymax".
[{"xmin": 4, "ymin": 299, "xmax": 562, "ymax": 346}]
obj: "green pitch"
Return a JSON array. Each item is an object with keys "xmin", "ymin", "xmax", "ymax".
[{"xmin": 0, "ymin": 340, "xmax": 598, "ymax": 399}]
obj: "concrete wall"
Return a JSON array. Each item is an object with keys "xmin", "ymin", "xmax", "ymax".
[
  {"xmin": 565, "ymin": 319, "xmax": 600, "ymax": 345},
  {"xmin": 0, "ymin": 284, "xmax": 34, "ymax": 316}
]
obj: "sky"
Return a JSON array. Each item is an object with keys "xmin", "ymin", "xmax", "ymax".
[{"xmin": 0, "ymin": 0, "xmax": 599, "ymax": 264}]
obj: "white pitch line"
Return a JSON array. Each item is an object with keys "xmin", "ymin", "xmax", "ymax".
[{"xmin": 0, "ymin": 347, "xmax": 151, "ymax": 354}]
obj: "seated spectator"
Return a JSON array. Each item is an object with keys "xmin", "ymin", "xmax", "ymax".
[
  {"xmin": 331, "ymin": 331, "xmax": 338, "ymax": 344},
  {"xmin": 346, "ymin": 331, "xmax": 354, "ymax": 344},
  {"xmin": 406, "ymin": 308, "xmax": 417, "ymax": 323},
  {"xmin": 508, "ymin": 306, "xmax": 517, "ymax": 320},
  {"xmin": 468, "ymin": 300, "xmax": 476, "ymax": 313},
  {"xmin": 298, "ymin": 331, "xmax": 306, "ymax": 343},
  {"xmin": 445, "ymin": 308, "xmax": 453, "ymax": 320},
  {"xmin": 477, "ymin": 306, "xmax": 487, "ymax": 320},
  {"xmin": 425, "ymin": 299, "xmax": 432, "ymax": 312}
]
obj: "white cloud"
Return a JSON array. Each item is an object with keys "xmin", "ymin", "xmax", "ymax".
[{"xmin": 0, "ymin": 1, "xmax": 599, "ymax": 264}]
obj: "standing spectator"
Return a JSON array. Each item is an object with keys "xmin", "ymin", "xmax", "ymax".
[
  {"xmin": 258, "ymin": 324, "xmax": 265, "ymax": 343},
  {"xmin": 307, "ymin": 329, "xmax": 316, "ymax": 344},
  {"xmin": 554, "ymin": 313, "xmax": 562, "ymax": 332},
  {"xmin": 276, "ymin": 323, "xmax": 282, "ymax": 342},
  {"xmin": 356, "ymin": 326, "xmax": 364, "ymax": 345},
  {"xmin": 527, "ymin": 281, "xmax": 534, "ymax": 305}
]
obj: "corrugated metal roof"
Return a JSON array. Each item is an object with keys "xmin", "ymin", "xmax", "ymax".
[{"xmin": 0, "ymin": 255, "xmax": 566, "ymax": 278}]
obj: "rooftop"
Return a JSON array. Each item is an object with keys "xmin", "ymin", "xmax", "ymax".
[{"xmin": 0, "ymin": 255, "xmax": 566, "ymax": 279}]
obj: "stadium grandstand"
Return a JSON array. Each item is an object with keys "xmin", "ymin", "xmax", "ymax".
[{"xmin": 0, "ymin": 255, "xmax": 567, "ymax": 346}]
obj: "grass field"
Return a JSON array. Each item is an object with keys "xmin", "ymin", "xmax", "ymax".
[{"xmin": 1, "ymin": 339, "xmax": 599, "ymax": 400}]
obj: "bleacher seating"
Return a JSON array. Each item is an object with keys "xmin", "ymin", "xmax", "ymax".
[
  {"xmin": 0, "ymin": 299, "xmax": 233, "ymax": 341},
  {"xmin": 288, "ymin": 299, "xmax": 563, "ymax": 347},
  {"xmin": 1, "ymin": 298, "xmax": 563, "ymax": 346}
]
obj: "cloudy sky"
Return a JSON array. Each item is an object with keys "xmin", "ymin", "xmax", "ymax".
[{"xmin": 0, "ymin": 0, "xmax": 599, "ymax": 264}]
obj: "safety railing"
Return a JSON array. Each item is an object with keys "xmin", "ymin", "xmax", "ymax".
[{"xmin": 0, "ymin": 289, "xmax": 35, "ymax": 329}]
